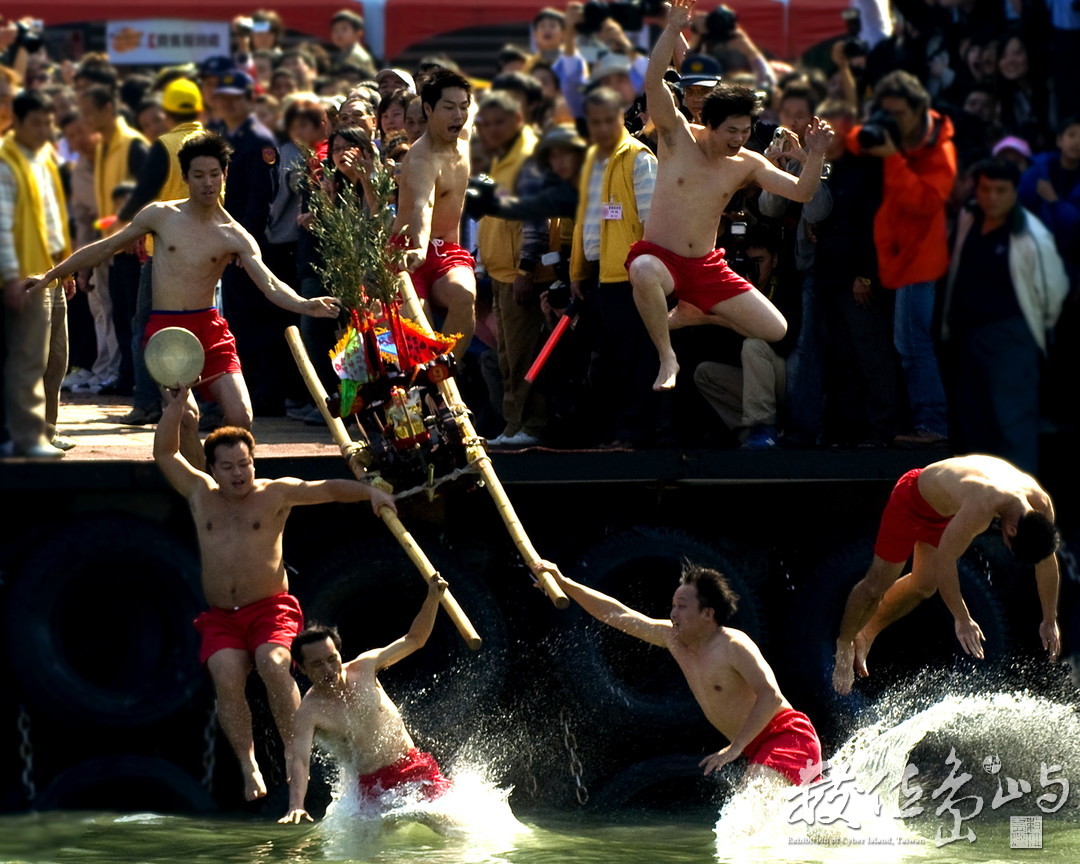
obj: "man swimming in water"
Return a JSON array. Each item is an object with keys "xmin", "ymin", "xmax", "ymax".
[
  {"xmin": 833, "ymin": 454, "xmax": 1061, "ymax": 695},
  {"xmin": 28, "ymin": 132, "xmax": 339, "ymax": 460},
  {"xmin": 280, "ymin": 576, "xmax": 452, "ymax": 824},
  {"xmin": 541, "ymin": 559, "xmax": 820, "ymax": 787},
  {"xmin": 154, "ymin": 384, "xmax": 396, "ymax": 801}
]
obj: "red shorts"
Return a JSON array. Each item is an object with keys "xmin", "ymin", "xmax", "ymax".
[
  {"xmin": 625, "ymin": 240, "xmax": 754, "ymax": 312},
  {"xmin": 392, "ymin": 236, "xmax": 475, "ymax": 301},
  {"xmin": 145, "ymin": 308, "xmax": 242, "ymax": 399},
  {"xmin": 743, "ymin": 708, "xmax": 822, "ymax": 786},
  {"xmin": 357, "ymin": 748, "xmax": 451, "ymax": 802},
  {"xmin": 874, "ymin": 469, "xmax": 953, "ymax": 563},
  {"xmin": 193, "ymin": 592, "xmax": 304, "ymax": 665}
]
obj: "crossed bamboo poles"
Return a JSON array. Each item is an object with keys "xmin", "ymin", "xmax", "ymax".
[{"xmin": 286, "ymin": 311, "xmax": 568, "ymax": 652}]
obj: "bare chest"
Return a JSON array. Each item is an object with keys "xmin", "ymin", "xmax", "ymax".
[{"xmin": 194, "ymin": 496, "xmax": 283, "ymax": 539}]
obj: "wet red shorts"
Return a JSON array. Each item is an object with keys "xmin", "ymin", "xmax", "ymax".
[
  {"xmin": 391, "ymin": 236, "xmax": 475, "ymax": 301},
  {"xmin": 358, "ymin": 748, "xmax": 451, "ymax": 802},
  {"xmin": 874, "ymin": 468, "xmax": 953, "ymax": 563},
  {"xmin": 743, "ymin": 708, "xmax": 822, "ymax": 786},
  {"xmin": 625, "ymin": 240, "xmax": 754, "ymax": 312},
  {"xmin": 193, "ymin": 592, "xmax": 304, "ymax": 665},
  {"xmin": 145, "ymin": 308, "xmax": 242, "ymax": 399}
]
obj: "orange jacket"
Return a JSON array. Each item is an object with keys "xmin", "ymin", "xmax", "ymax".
[{"xmin": 849, "ymin": 111, "xmax": 956, "ymax": 289}]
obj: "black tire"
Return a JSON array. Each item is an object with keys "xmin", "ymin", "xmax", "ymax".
[
  {"xmin": 588, "ymin": 753, "xmax": 733, "ymax": 813},
  {"xmin": 547, "ymin": 528, "xmax": 767, "ymax": 740},
  {"xmin": 294, "ymin": 537, "xmax": 509, "ymax": 742},
  {"xmin": 3, "ymin": 515, "xmax": 204, "ymax": 728},
  {"xmin": 36, "ymin": 755, "xmax": 217, "ymax": 813},
  {"xmin": 792, "ymin": 538, "xmax": 1013, "ymax": 710}
]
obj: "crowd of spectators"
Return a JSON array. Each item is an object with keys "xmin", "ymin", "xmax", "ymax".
[{"xmin": 1, "ymin": 1, "xmax": 1076, "ymax": 474}]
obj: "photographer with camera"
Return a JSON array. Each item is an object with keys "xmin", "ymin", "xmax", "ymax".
[{"xmin": 850, "ymin": 70, "xmax": 955, "ymax": 448}]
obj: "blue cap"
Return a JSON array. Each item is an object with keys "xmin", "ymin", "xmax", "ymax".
[
  {"xmin": 215, "ymin": 69, "xmax": 254, "ymax": 95},
  {"xmin": 199, "ymin": 55, "xmax": 235, "ymax": 78}
]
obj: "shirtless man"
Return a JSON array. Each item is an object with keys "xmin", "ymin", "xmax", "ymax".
[
  {"xmin": 628, "ymin": 0, "xmax": 833, "ymax": 390},
  {"xmin": 154, "ymin": 383, "xmax": 397, "ymax": 800},
  {"xmin": 279, "ymin": 576, "xmax": 452, "ymax": 825},
  {"xmin": 391, "ymin": 68, "xmax": 476, "ymax": 358},
  {"xmin": 832, "ymin": 454, "xmax": 1061, "ymax": 695},
  {"xmin": 28, "ymin": 132, "xmax": 339, "ymax": 458},
  {"xmin": 543, "ymin": 559, "xmax": 821, "ymax": 788}
]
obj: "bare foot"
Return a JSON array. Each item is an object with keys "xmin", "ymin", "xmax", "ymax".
[
  {"xmin": 668, "ymin": 300, "xmax": 711, "ymax": 330},
  {"xmin": 832, "ymin": 641, "xmax": 855, "ymax": 695},
  {"xmin": 653, "ymin": 354, "xmax": 680, "ymax": 391},
  {"xmin": 243, "ymin": 767, "xmax": 267, "ymax": 801},
  {"xmin": 853, "ymin": 630, "xmax": 871, "ymax": 679}
]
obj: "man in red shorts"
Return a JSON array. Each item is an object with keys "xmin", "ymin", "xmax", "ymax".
[
  {"xmin": 833, "ymin": 455, "xmax": 1062, "ymax": 695},
  {"xmin": 390, "ymin": 69, "xmax": 477, "ymax": 359},
  {"xmin": 541, "ymin": 559, "xmax": 821, "ymax": 789},
  {"xmin": 280, "ymin": 577, "xmax": 453, "ymax": 827},
  {"xmin": 154, "ymin": 383, "xmax": 396, "ymax": 801},
  {"xmin": 29, "ymin": 132, "xmax": 340, "ymax": 464},
  {"xmin": 627, "ymin": 0, "xmax": 833, "ymax": 390}
]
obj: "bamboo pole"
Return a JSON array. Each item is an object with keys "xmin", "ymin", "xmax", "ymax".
[
  {"xmin": 396, "ymin": 275, "xmax": 569, "ymax": 609},
  {"xmin": 285, "ymin": 326, "xmax": 482, "ymax": 650}
]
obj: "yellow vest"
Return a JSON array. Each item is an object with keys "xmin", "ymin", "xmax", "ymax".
[
  {"xmin": 93, "ymin": 116, "xmax": 147, "ymax": 229},
  {"xmin": 477, "ymin": 125, "xmax": 538, "ymax": 284},
  {"xmin": 0, "ymin": 133, "xmax": 71, "ymax": 280},
  {"xmin": 156, "ymin": 121, "xmax": 206, "ymax": 203},
  {"xmin": 571, "ymin": 131, "xmax": 649, "ymax": 284}
]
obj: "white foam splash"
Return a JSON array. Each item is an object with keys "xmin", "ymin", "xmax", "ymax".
[
  {"xmin": 315, "ymin": 759, "xmax": 529, "ymax": 861},
  {"xmin": 713, "ymin": 690, "xmax": 1080, "ymax": 862}
]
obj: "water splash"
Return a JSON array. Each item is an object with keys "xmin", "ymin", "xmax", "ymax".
[
  {"xmin": 713, "ymin": 679, "xmax": 1079, "ymax": 862},
  {"xmin": 315, "ymin": 756, "xmax": 529, "ymax": 861}
]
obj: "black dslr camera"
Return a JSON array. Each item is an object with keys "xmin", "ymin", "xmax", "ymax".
[
  {"xmin": 580, "ymin": 1, "xmax": 645, "ymax": 35},
  {"xmin": 840, "ymin": 9, "xmax": 868, "ymax": 60},
  {"xmin": 704, "ymin": 5, "xmax": 738, "ymax": 42},
  {"xmin": 857, "ymin": 109, "xmax": 901, "ymax": 150},
  {"xmin": 464, "ymin": 174, "xmax": 498, "ymax": 220}
]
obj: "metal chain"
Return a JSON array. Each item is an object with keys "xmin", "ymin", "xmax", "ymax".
[
  {"xmin": 559, "ymin": 707, "xmax": 589, "ymax": 805},
  {"xmin": 201, "ymin": 701, "xmax": 218, "ymax": 792},
  {"xmin": 16, "ymin": 704, "xmax": 36, "ymax": 804},
  {"xmin": 522, "ymin": 743, "xmax": 539, "ymax": 798}
]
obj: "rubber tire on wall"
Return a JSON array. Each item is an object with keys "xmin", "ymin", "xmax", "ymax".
[
  {"xmin": 546, "ymin": 528, "xmax": 767, "ymax": 740},
  {"xmin": 3, "ymin": 515, "xmax": 204, "ymax": 728},
  {"xmin": 36, "ymin": 755, "xmax": 217, "ymax": 813},
  {"xmin": 792, "ymin": 538, "xmax": 1013, "ymax": 706},
  {"xmin": 294, "ymin": 537, "xmax": 509, "ymax": 740}
]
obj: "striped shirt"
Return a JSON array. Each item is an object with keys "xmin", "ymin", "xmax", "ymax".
[{"xmin": 581, "ymin": 149, "xmax": 656, "ymax": 263}]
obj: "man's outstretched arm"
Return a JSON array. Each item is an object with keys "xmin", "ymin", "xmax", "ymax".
[
  {"xmin": 235, "ymin": 225, "xmax": 339, "ymax": 318},
  {"xmin": 538, "ymin": 560, "xmax": 670, "ymax": 647},
  {"xmin": 645, "ymin": 0, "xmax": 694, "ymax": 135},
  {"xmin": 27, "ymin": 205, "xmax": 157, "ymax": 293},
  {"xmin": 270, "ymin": 477, "xmax": 398, "ymax": 518},
  {"xmin": 367, "ymin": 576, "xmax": 448, "ymax": 670},
  {"xmin": 279, "ymin": 707, "xmax": 316, "ymax": 824},
  {"xmin": 153, "ymin": 384, "xmax": 211, "ymax": 499},
  {"xmin": 1034, "ymin": 555, "xmax": 1060, "ymax": 661}
]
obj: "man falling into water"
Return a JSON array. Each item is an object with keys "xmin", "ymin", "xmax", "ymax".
[
  {"xmin": 833, "ymin": 454, "xmax": 1061, "ymax": 695},
  {"xmin": 279, "ymin": 577, "xmax": 453, "ymax": 826},
  {"xmin": 628, "ymin": 0, "xmax": 833, "ymax": 390},
  {"xmin": 154, "ymin": 385, "xmax": 396, "ymax": 800},
  {"xmin": 542, "ymin": 560, "xmax": 821, "ymax": 788}
]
